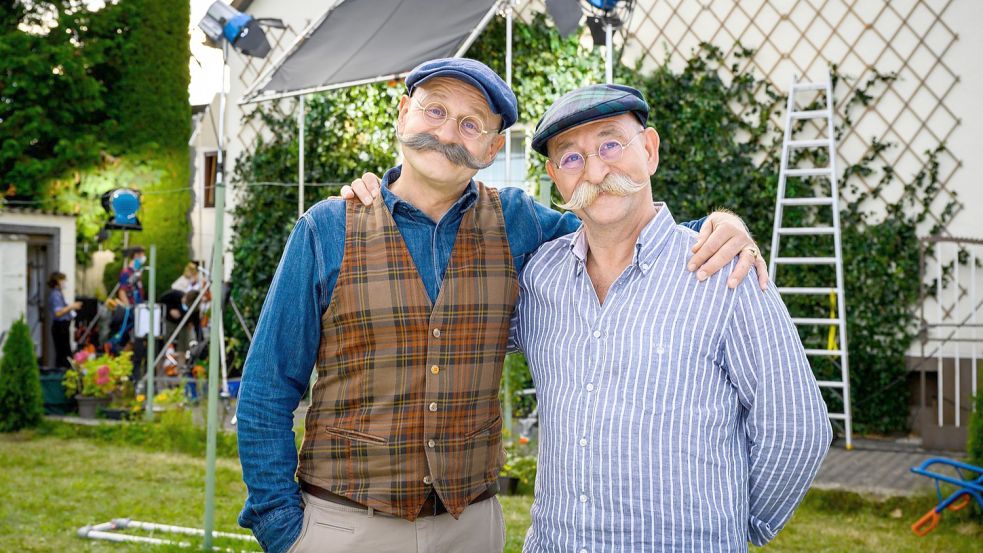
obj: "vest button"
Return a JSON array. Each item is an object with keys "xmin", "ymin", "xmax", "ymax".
[
  {"xmin": 432, "ymin": 328, "xmax": 441, "ymax": 338},
  {"xmin": 423, "ymin": 475, "xmax": 433, "ymax": 485},
  {"xmin": 428, "ymin": 439, "xmax": 436, "ymax": 448},
  {"xmin": 431, "ymin": 365, "xmax": 440, "ymax": 375},
  {"xmin": 429, "ymin": 402, "xmax": 438, "ymax": 412}
]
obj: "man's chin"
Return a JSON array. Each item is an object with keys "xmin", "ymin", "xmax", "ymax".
[{"xmin": 582, "ymin": 192, "xmax": 635, "ymax": 222}]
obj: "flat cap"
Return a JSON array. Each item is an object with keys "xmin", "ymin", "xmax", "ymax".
[
  {"xmin": 531, "ymin": 84, "xmax": 649, "ymax": 155},
  {"xmin": 405, "ymin": 58, "xmax": 518, "ymax": 131}
]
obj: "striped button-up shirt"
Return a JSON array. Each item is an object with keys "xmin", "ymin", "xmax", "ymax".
[{"xmin": 511, "ymin": 204, "xmax": 832, "ymax": 552}]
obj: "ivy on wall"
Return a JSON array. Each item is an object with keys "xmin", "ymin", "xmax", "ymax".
[
  {"xmin": 226, "ymin": 14, "xmax": 955, "ymax": 435},
  {"xmin": 1, "ymin": 0, "xmax": 191, "ymax": 290}
]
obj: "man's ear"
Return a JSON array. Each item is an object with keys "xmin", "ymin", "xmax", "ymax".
[
  {"xmin": 396, "ymin": 94, "xmax": 411, "ymax": 133},
  {"xmin": 643, "ymin": 127, "xmax": 660, "ymax": 175},
  {"xmin": 484, "ymin": 133, "xmax": 506, "ymax": 164},
  {"xmin": 545, "ymin": 154, "xmax": 558, "ymax": 183}
]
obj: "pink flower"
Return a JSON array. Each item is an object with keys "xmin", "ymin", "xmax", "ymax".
[
  {"xmin": 96, "ymin": 375, "xmax": 110, "ymax": 386},
  {"xmin": 97, "ymin": 365, "xmax": 110, "ymax": 377},
  {"xmin": 74, "ymin": 351, "xmax": 90, "ymax": 363}
]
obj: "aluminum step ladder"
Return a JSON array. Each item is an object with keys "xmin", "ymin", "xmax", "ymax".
[{"xmin": 769, "ymin": 71, "xmax": 853, "ymax": 449}]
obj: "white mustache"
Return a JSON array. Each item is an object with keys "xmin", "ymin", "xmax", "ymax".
[
  {"xmin": 396, "ymin": 130, "xmax": 493, "ymax": 170},
  {"xmin": 555, "ymin": 173, "xmax": 647, "ymax": 211}
]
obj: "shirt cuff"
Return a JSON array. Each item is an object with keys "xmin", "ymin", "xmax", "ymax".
[{"xmin": 243, "ymin": 503, "xmax": 304, "ymax": 553}]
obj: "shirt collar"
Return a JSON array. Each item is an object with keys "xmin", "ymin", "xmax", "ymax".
[
  {"xmin": 379, "ymin": 165, "xmax": 479, "ymax": 221},
  {"xmin": 568, "ymin": 202, "xmax": 677, "ymax": 276}
]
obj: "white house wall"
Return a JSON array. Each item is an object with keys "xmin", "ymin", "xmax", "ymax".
[{"xmin": 190, "ymin": 0, "xmax": 320, "ymax": 279}]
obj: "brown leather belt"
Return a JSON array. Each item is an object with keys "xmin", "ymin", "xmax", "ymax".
[{"xmin": 300, "ymin": 480, "xmax": 498, "ymax": 518}]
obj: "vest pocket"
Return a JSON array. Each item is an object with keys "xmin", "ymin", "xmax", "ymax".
[
  {"xmin": 464, "ymin": 415, "xmax": 502, "ymax": 440},
  {"xmin": 323, "ymin": 425, "xmax": 388, "ymax": 445}
]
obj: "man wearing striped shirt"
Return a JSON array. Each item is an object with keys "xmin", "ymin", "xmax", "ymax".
[{"xmin": 511, "ymin": 84, "xmax": 833, "ymax": 552}]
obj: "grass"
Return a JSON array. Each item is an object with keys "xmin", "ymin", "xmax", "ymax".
[{"xmin": 0, "ymin": 427, "xmax": 979, "ymax": 552}]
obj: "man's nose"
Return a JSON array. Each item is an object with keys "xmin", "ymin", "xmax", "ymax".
[
  {"xmin": 434, "ymin": 118, "xmax": 460, "ymax": 144},
  {"xmin": 583, "ymin": 154, "xmax": 610, "ymax": 186}
]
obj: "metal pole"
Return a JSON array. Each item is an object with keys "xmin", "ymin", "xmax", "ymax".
[
  {"xmin": 228, "ymin": 296, "xmax": 254, "ymax": 343},
  {"xmin": 145, "ymin": 245, "xmax": 156, "ymax": 421},
  {"xmin": 919, "ymin": 242, "xmax": 927, "ymax": 419},
  {"xmin": 298, "ymin": 95, "xmax": 305, "ymax": 219},
  {"xmin": 937, "ymin": 241, "xmax": 943, "ymax": 427},
  {"xmin": 219, "ymin": 313, "xmax": 229, "ymax": 395},
  {"xmin": 605, "ymin": 22, "xmax": 613, "ymax": 84},
  {"xmin": 954, "ymin": 242, "xmax": 960, "ymax": 426},
  {"xmin": 502, "ymin": 0, "xmax": 514, "ymax": 444},
  {"xmin": 203, "ymin": 40, "xmax": 228, "ymax": 550},
  {"xmin": 972, "ymin": 248, "xmax": 978, "ymax": 403}
]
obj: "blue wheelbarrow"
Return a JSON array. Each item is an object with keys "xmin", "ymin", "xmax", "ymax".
[{"xmin": 909, "ymin": 457, "xmax": 983, "ymax": 536}]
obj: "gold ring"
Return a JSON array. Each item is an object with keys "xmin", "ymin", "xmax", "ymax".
[{"xmin": 744, "ymin": 246, "xmax": 759, "ymax": 259}]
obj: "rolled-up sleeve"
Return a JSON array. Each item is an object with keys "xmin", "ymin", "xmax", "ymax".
[{"xmin": 723, "ymin": 275, "xmax": 833, "ymax": 546}]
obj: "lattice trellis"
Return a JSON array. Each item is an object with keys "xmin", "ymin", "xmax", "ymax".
[
  {"xmin": 232, "ymin": 23, "xmax": 300, "ymax": 155},
  {"xmin": 619, "ymin": 0, "xmax": 962, "ymax": 235},
  {"xmin": 227, "ymin": 1, "xmax": 963, "ymax": 243}
]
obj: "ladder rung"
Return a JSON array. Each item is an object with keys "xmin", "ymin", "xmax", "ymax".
[
  {"xmin": 787, "ymin": 139, "xmax": 830, "ymax": 149},
  {"xmin": 827, "ymin": 413, "xmax": 847, "ymax": 420},
  {"xmin": 792, "ymin": 317, "xmax": 842, "ymax": 325},
  {"xmin": 774, "ymin": 257, "xmax": 837, "ymax": 264},
  {"xmin": 781, "ymin": 197, "xmax": 834, "ymax": 206},
  {"xmin": 805, "ymin": 349, "xmax": 844, "ymax": 356},
  {"xmin": 792, "ymin": 82, "xmax": 828, "ymax": 92},
  {"xmin": 778, "ymin": 287, "xmax": 837, "ymax": 295},
  {"xmin": 790, "ymin": 109, "xmax": 830, "ymax": 119},
  {"xmin": 786, "ymin": 167, "xmax": 832, "ymax": 177},
  {"xmin": 816, "ymin": 380, "xmax": 846, "ymax": 388},
  {"xmin": 778, "ymin": 226, "xmax": 836, "ymax": 235}
]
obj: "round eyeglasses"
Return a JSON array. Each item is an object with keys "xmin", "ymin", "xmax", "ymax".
[
  {"xmin": 552, "ymin": 130, "xmax": 645, "ymax": 174},
  {"xmin": 411, "ymin": 98, "xmax": 494, "ymax": 141}
]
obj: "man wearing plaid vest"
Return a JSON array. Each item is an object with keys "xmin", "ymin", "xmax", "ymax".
[{"xmin": 237, "ymin": 58, "xmax": 765, "ymax": 553}]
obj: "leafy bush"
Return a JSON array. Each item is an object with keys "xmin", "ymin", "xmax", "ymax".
[
  {"xmin": 969, "ymin": 383, "xmax": 983, "ymax": 468},
  {"xmin": 37, "ymin": 409, "xmax": 239, "ymax": 459},
  {"xmin": 0, "ymin": 318, "xmax": 44, "ymax": 432}
]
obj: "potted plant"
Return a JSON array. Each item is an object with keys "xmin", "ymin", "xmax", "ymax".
[
  {"xmin": 63, "ymin": 350, "xmax": 133, "ymax": 418},
  {"xmin": 499, "ymin": 444, "xmax": 537, "ymax": 495}
]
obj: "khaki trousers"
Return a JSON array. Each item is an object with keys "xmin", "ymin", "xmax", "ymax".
[{"xmin": 286, "ymin": 492, "xmax": 505, "ymax": 553}]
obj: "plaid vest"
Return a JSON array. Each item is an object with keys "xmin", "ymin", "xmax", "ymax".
[{"xmin": 296, "ymin": 183, "xmax": 518, "ymax": 521}]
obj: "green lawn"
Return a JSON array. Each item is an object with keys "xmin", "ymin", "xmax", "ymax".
[{"xmin": 0, "ymin": 429, "xmax": 979, "ymax": 552}]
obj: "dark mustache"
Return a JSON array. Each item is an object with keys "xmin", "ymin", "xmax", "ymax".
[{"xmin": 397, "ymin": 132, "xmax": 493, "ymax": 170}]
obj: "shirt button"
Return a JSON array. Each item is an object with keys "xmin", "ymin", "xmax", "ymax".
[
  {"xmin": 585, "ymin": 383, "xmax": 595, "ymax": 392},
  {"xmin": 641, "ymin": 263, "xmax": 650, "ymax": 271},
  {"xmin": 592, "ymin": 330, "xmax": 601, "ymax": 338},
  {"xmin": 579, "ymin": 438, "xmax": 587, "ymax": 446},
  {"xmin": 423, "ymin": 475, "xmax": 433, "ymax": 485},
  {"xmin": 432, "ymin": 328, "xmax": 441, "ymax": 338},
  {"xmin": 656, "ymin": 345, "xmax": 665, "ymax": 354},
  {"xmin": 428, "ymin": 402, "xmax": 438, "ymax": 412},
  {"xmin": 580, "ymin": 549, "xmax": 588, "ymax": 553},
  {"xmin": 427, "ymin": 439, "xmax": 436, "ymax": 448},
  {"xmin": 431, "ymin": 365, "xmax": 440, "ymax": 375},
  {"xmin": 579, "ymin": 494, "xmax": 588, "ymax": 503}
]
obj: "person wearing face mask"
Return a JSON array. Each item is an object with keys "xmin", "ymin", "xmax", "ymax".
[{"xmin": 117, "ymin": 246, "xmax": 146, "ymax": 307}]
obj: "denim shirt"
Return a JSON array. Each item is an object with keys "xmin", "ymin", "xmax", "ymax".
[{"xmin": 236, "ymin": 165, "xmax": 705, "ymax": 553}]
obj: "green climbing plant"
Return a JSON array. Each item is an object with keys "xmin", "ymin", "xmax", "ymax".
[{"xmin": 226, "ymin": 15, "xmax": 957, "ymax": 436}]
